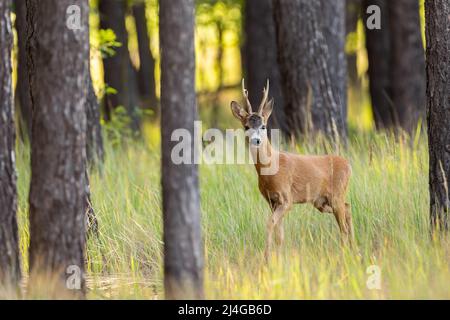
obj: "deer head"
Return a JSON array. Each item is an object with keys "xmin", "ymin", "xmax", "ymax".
[{"xmin": 230, "ymin": 79, "xmax": 274, "ymax": 147}]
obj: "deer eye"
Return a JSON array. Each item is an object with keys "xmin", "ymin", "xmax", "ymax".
[{"xmin": 261, "ymin": 125, "xmax": 266, "ymax": 130}]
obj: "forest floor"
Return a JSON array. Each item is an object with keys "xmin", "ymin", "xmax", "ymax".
[{"xmin": 14, "ymin": 129, "xmax": 450, "ymax": 299}]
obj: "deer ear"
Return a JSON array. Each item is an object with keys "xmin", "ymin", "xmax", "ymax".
[
  {"xmin": 230, "ymin": 101, "xmax": 248, "ymax": 121},
  {"xmin": 262, "ymin": 98, "xmax": 274, "ymax": 120}
]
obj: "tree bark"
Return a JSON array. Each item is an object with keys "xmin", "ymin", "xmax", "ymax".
[
  {"xmin": 0, "ymin": 0, "xmax": 21, "ymax": 288},
  {"xmin": 244, "ymin": 0, "xmax": 286, "ymax": 134},
  {"xmin": 99, "ymin": 0, "xmax": 140, "ymax": 130},
  {"xmin": 426, "ymin": 0, "xmax": 450, "ymax": 231},
  {"xmin": 364, "ymin": 0, "xmax": 394, "ymax": 130},
  {"xmin": 27, "ymin": 0, "xmax": 89, "ymax": 296},
  {"xmin": 273, "ymin": 0, "xmax": 347, "ymax": 142},
  {"xmin": 86, "ymin": 75, "xmax": 104, "ymax": 165},
  {"xmin": 85, "ymin": 40, "xmax": 102, "ymax": 238},
  {"xmin": 132, "ymin": 1, "xmax": 158, "ymax": 112},
  {"xmin": 322, "ymin": 0, "xmax": 347, "ymax": 133},
  {"xmin": 15, "ymin": 0, "xmax": 32, "ymax": 140},
  {"xmin": 389, "ymin": 0, "xmax": 426, "ymax": 135},
  {"xmin": 85, "ymin": 169, "xmax": 98, "ymax": 237},
  {"xmin": 364, "ymin": 0, "xmax": 426, "ymax": 134},
  {"xmin": 346, "ymin": 0, "xmax": 361, "ymax": 89},
  {"xmin": 211, "ymin": 20, "xmax": 224, "ymax": 129},
  {"xmin": 160, "ymin": 0, "xmax": 204, "ymax": 299}
]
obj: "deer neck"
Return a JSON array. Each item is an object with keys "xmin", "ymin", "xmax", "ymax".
[{"xmin": 250, "ymin": 139, "xmax": 276, "ymax": 175}]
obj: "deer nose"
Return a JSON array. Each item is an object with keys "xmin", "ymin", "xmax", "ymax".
[{"xmin": 251, "ymin": 137, "xmax": 262, "ymax": 146}]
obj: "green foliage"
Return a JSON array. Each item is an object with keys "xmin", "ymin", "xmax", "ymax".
[
  {"xmin": 102, "ymin": 106, "xmax": 135, "ymax": 145},
  {"xmin": 104, "ymin": 85, "xmax": 117, "ymax": 96},
  {"xmin": 98, "ymin": 29, "xmax": 122, "ymax": 58},
  {"xmin": 195, "ymin": 0, "xmax": 243, "ymax": 91},
  {"xmin": 102, "ymin": 106, "xmax": 152, "ymax": 146},
  {"xmin": 196, "ymin": 0, "xmax": 243, "ymax": 40}
]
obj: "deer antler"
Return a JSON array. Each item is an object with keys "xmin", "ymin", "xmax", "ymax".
[
  {"xmin": 258, "ymin": 79, "xmax": 270, "ymax": 114},
  {"xmin": 242, "ymin": 79, "xmax": 252, "ymax": 113}
]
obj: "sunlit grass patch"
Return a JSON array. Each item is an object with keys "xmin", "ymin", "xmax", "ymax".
[{"xmin": 12, "ymin": 131, "xmax": 450, "ymax": 299}]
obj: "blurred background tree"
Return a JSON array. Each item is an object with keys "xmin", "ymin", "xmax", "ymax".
[
  {"xmin": 243, "ymin": 0, "xmax": 285, "ymax": 134},
  {"xmin": 10, "ymin": 0, "xmax": 429, "ymax": 143}
]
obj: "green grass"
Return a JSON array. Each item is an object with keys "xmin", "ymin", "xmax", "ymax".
[{"xmin": 13, "ymin": 130, "xmax": 450, "ymax": 299}]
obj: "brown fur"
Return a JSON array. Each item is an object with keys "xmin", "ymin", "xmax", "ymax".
[{"xmin": 231, "ymin": 80, "xmax": 354, "ymax": 260}]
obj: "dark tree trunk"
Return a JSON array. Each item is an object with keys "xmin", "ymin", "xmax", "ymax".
[
  {"xmin": 346, "ymin": 0, "xmax": 361, "ymax": 37},
  {"xmin": 364, "ymin": 0, "xmax": 394, "ymax": 130},
  {"xmin": 0, "ymin": 0, "xmax": 21, "ymax": 288},
  {"xmin": 99, "ymin": 0, "xmax": 140, "ymax": 130},
  {"xmin": 27, "ymin": 0, "xmax": 89, "ymax": 296},
  {"xmin": 211, "ymin": 20, "xmax": 224, "ymax": 129},
  {"xmin": 85, "ymin": 169, "xmax": 98, "ymax": 237},
  {"xmin": 426, "ymin": 0, "xmax": 450, "ymax": 232},
  {"xmin": 132, "ymin": 2, "xmax": 158, "ymax": 112},
  {"xmin": 86, "ymin": 75, "xmax": 104, "ymax": 165},
  {"xmin": 322, "ymin": 0, "xmax": 348, "ymax": 133},
  {"xmin": 244, "ymin": 0, "xmax": 286, "ymax": 134},
  {"xmin": 128, "ymin": 63, "xmax": 141, "ymax": 131},
  {"xmin": 364, "ymin": 0, "xmax": 426, "ymax": 134},
  {"xmin": 15, "ymin": 0, "xmax": 32, "ymax": 140},
  {"xmin": 388, "ymin": 0, "xmax": 426, "ymax": 135},
  {"xmin": 346, "ymin": 0, "xmax": 361, "ymax": 88},
  {"xmin": 160, "ymin": 0, "xmax": 204, "ymax": 299},
  {"xmin": 273, "ymin": 0, "xmax": 347, "ymax": 142},
  {"xmin": 85, "ymin": 35, "xmax": 102, "ymax": 238}
]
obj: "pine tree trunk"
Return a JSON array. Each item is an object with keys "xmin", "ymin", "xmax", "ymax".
[
  {"xmin": 322, "ymin": 0, "xmax": 348, "ymax": 132},
  {"xmin": 86, "ymin": 75, "xmax": 104, "ymax": 165},
  {"xmin": 364, "ymin": 0, "xmax": 395, "ymax": 130},
  {"xmin": 160, "ymin": 0, "xmax": 204, "ymax": 299},
  {"xmin": 364, "ymin": 0, "xmax": 426, "ymax": 134},
  {"xmin": 426, "ymin": 0, "xmax": 450, "ymax": 231},
  {"xmin": 346, "ymin": 0, "xmax": 361, "ymax": 89},
  {"xmin": 99, "ymin": 0, "xmax": 140, "ymax": 130},
  {"xmin": 85, "ymin": 75, "xmax": 101, "ymax": 237},
  {"xmin": 273, "ymin": 0, "xmax": 347, "ymax": 142},
  {"xmin": 0, "ymin": 0, "xmax": 21, "ymax": 288},
  {"xmin": 15, "ymin": 0, "xmax": 32, "ymax": 140},
  {"xmin": 244, "ymin": 0, "xmax": 286, "ymax": 134},
  {"xmin": 132, "ymin": 2, "xmax": 157, "ymax": 112},
  {"xmin": 85, "ymin": 169, "xmax": 98, "ymax": 237},
  {"xmin": 27, "ymin": 0, "xmax": 89, "ymax": 296},
  {"xmin": 389, "ymin": 0, "xmax": 426, "ymax": 135},
  {"xmin": 211, "ymin": 20, "xmax": 224, "ymax": 129}
]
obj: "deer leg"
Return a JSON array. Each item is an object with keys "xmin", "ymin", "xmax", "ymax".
[
  {"xmin": 332, "ymin": 202, "xmax": 350, "ymax": 245},
  {"xmin": 274, "ymin": 220, "xmax": 284, "ymax": 246},
  {"xmin": 314, "ymin": 197, "xmax": 333, "ymax": 214},
  {"xmin": 345, "ymin": 203, "xmax": 355, "ymax": 242},
  {"xmin": 265, "ymin": 204, "xmax": 287, "ymax": 261}
]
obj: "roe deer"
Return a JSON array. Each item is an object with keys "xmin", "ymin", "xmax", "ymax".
[{"xmin": 230, "ymin": 80, "xmax": 354, "ymax": 260}]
